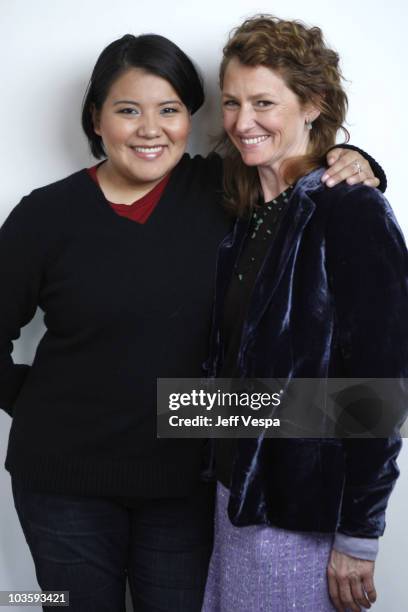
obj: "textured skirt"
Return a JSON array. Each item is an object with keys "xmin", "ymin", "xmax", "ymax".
[{"xmin": 202, "ymin": 483, "xmax": 335, "ymax": 612}]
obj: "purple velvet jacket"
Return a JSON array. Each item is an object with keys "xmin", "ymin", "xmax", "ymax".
[{"xmin": 207, "ymin": 168, "xmax": 408, "ymax": 538}]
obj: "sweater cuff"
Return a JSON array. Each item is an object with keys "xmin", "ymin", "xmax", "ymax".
[
  {"xmin": 333, "ymin": 532, "xmax": 379, "ymax": 561},
  {"xmin": 327, "ymin": 143, "xmax": 387, "ymax": 193}
]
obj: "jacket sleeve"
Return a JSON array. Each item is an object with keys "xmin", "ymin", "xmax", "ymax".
[
  {"xmin": 0, "ymin": 196, "xmax": 47, "ymax": 416},
  {"xmin": 327, "ymin": 143, "xmax": 387, "ymax": 193},
  {"xmin": 326, "ymin": 184, "xmax": 408, "ymax": 538}
]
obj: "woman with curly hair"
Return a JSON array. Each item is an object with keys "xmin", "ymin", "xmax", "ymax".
[{"xmin": 202, "ymin": 15, "xmax": 407, "ymax": 612}]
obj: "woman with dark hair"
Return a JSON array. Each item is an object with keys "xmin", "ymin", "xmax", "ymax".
[
  {"xmin": 202, "ymin": 15, "xmax": 408, "ymax": 612},
  {"xmin": 0, "ymin": 32, "xmax": 383, "ymax": 611}
]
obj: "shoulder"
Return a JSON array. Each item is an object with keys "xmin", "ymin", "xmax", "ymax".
[
  {"xmin": 313, "ymin": 182, "xmax": 407, "ymax": 264},
  {"xmin": 27, "ymin": 168, "xmax": 90, "ymax": 206},
  {"xmin": 322, "ymin": 182, "xmax": 399, "ymax": 238},
  {"xmin": 1, "ymin": 169, "xmax": 89, "ymax": 233},
  {"xmin": 171, "ymin": 154, "xmax": 230, "ymax": 230},
  {"xmin": 294, "ymin": 169, "xmax": 406, "ymax": 257},
  {"xmin": 302, "ymin": 169, "xmax": 397, "ymax": 232},
  {"xmin": 325, "ymin": 180, "xmax": 389, "ymax": 212},
  {"xmin": 177, "ymin": 152, "xmax": 223, "ymax": 185}
]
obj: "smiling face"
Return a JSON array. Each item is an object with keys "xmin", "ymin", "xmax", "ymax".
[
  {"xmin": 222, "ymin": 58, "xmax": 319, "ymax": 174},
  {"xmin": 93, "ymin": 68, "xmax": 191, "ymax": 191}
]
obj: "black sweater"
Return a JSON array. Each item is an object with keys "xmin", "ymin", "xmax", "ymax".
[{"xmin": 1, "ymin": 154, "xmax": 231, "ymax": 498}]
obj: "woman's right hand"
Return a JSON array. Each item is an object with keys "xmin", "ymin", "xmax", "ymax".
[{"xmin": 327, "ymin": 548, "xmax": 377, "ymax": 611}]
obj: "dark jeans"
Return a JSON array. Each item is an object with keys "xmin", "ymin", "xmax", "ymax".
[{"xmin": 12, "ymin": 478, "xmax": 215, "ymax": 612}]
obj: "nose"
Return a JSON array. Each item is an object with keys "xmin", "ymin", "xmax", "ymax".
[
  {"xmin": 235, "ymin": 104, "xmax": 256, "ymax": 133},
  {"xmin": 136, "ymin": 112, "xmax": 161, "ymax": 139}
]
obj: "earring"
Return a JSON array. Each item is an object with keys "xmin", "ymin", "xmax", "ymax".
[{"xmin": 305, "ymin": 119, "xmax": 313, "ymax": 130}]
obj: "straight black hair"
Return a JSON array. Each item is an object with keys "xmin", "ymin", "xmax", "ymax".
[{"xmin": 82, "ymin": 34, "xmax": 204, "ymax": 158}]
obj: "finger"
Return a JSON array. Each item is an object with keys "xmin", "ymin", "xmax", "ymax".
[
  {"xmin": 322, "ymin": 152, "xmax": 354, "ymax": 181},
  {"xmin": 324, "ymin": 159, "xmax": 376, "ymax": 187},
  {"xmin": 324, "ymin": 149, "xmax": 363, "ymax": 173},
  {"xmin": 346, "ymin": 171, "xmax": 369, "ymax": 185},
  {"xmin": 322, "ymin": 161, "xmax": 353, "ymax": 183},
  {"xmin": 326, "ymin": 148, "xmax": 343, "ymax": 166},
  {"xmin": 327, "ymin": 572, "xmax": 346, "ymax": 612},
  {"xmin": 363, "ymin": 177, "xmax": 381, "ymax": 189},
  {"xmin": 338, "ymin": 578, "xmax": 360, "ymax": 612},
  {"xmin": 346, "ymin": 170, "xmax": 371, "ymax": 185},
  {"xmin": 322, "ymin": 165, "xmax": 360, "ymax": 188},
  {"xmin": 349, "ymin": 573, "xmax": 372, "ymax": 609},
  {"xmin": 362, "ymin": 575, "xmax": 377, "ymax": 605},
  {"xmin": 323, "ymin": 154, "xmax": 372, "ymax": 181}
]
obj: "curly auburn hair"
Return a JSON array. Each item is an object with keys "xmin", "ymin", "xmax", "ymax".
[{"xmin": 218, "ymin": 15, "xmax": 350, "ymax": 215}]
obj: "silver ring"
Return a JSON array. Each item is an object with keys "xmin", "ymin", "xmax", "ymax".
[{"xmin": 353, "ymin": 160, "xmax": 362, "ymax": 175}]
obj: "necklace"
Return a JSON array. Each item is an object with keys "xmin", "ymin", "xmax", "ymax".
[{"xmin": 235, "ymin": 185, "xmax": 294, "ymax": 281}]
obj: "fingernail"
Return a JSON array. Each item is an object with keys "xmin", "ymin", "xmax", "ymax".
[
  {"xmin": 327, "ymin": 178, "xmax": 335, "ymax": 187},
  {"xmin": 328, "ymin": 157, "xmax": 335, "ymax": 165},
  {"xmin": 322, "ymin": 173, "xmax": 329, "ymax": 182}
]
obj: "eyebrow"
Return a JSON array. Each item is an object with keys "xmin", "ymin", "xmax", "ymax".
[
  {"xmin": 159, "ymin": 100, "xmax": 183, "ymax": 106},
  {"xmin": 113, "ymin": 99, "xmax": 182, "ymax": 106},
  {"xmin": 222, "ymin": 92, "xmax": 275, "ymax": 99}
]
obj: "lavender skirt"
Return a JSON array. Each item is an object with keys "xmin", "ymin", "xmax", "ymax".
[{"xmin": 202, "ymin": 483, "xmax": 336, "ymax": 612}]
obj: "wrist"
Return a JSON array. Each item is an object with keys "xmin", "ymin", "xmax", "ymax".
[{"xmin": 333, "ymin": 532, "xmax": 379, "ymax": 561}]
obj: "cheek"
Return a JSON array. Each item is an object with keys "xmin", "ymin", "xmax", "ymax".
[
  {"xmin": 169, "ymin": 119, "xmax": 191, "ymax": 146},
  {"xmin": 263, "ymin": 115, "xmax": 285, "ymax": 134},
  {"xmin": 288, "ymin": 110, "xmax": 307, "ymax": 131},
  {"xmin": 222, "ymin": 113, "xmax": 235, "ymax": 135},
  {"xmin": 99, "ymin": 120, "xmax": 129, "ymax": 144},
  {"xmin": 222, "ymin": 111, "xmax": 228, "ymax": 129}
]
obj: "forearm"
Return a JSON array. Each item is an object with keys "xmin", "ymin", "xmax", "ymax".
[
  {"xmin": 327, "ymin": 186, "xmax": 407, "ymax": 537},
  {"xmin": 0, "ymin": 196, "xmax": 47, "ymax": 416},
  {"xmin": 338, "ymin": 436, "xmax": 402, "ymax": 537}
]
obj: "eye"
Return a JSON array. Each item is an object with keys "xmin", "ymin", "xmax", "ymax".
[
  {"xmin": 117, "ymin": 107, "xmax": 139, "ymax": 115},
  {"xmin": 223, "ymin": 99, "xmax": 239, "ymax": 108},
  {"xmin": 255, "ymin": 100, "xmax": 274, "ymax": 108},
  {"xmin": 160, "ymin": 107, "xmax": 179, "ymax": 115}
]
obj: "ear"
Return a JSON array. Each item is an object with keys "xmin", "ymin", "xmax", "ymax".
[
  {"xmin": 304, "ymin": 99, "xmax": 321, "ymax": 124},
  {"xmin": 91, "ymin": 104, "xmax": 101, "ymax": 136},
  {"xmin": 309, "ymin": 109, "xmax": 321, "ymax": 123}
]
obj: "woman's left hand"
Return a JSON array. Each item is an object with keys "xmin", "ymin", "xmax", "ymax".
[
  {"xmin": 327, "ymin": 548, "xmax": 377, "ymax": 611},
  {"xmin": 322, "ymin": 148, "xmax": 380, "ymax": 189}
]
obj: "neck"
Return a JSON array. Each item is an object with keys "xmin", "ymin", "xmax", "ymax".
[
  {"xmin": 257, "ymin": 164, "xmax": 289, "ymax": 202},
  {"xmin": 257, "ymin": 133, "xmax": 312, "ymax": 201},
  {"xmin": 96, "ymin": 160, "xmax": 163, "ymax": 205}
]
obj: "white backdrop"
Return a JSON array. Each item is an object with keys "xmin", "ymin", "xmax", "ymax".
[{"xmin": 1, "ymin": 0, "xmax": 407, "ymax": 610}]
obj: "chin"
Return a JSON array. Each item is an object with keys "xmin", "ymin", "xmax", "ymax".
[
  {"xmin": 241, "ymin": 158, "xmax": 259, "ymax": 167},
  {"xmin": 241, "ymin": 152, "xmax": 272, "ymax": 167},
  {"xmin": 128, "ymin": 161, "xmax": 167, "ymax": 178}
]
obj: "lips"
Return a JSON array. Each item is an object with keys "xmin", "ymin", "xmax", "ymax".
[
  {"xmin": 130, "ymin": 145, "xmax": 166, "ymax": 160},
  {"xmin": 132, "ymin": 146, "xmax": 164, "ymax": 152},
  {"xmin": 239, "ymin": 135, "xmax": 270, "ymax": 146}
]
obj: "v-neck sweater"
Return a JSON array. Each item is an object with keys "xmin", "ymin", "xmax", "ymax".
[
  {"xmin": 87, "ymin": 163, "xmax": 170, "ymax": 223},
  {"xmin": 1, "ymin": 153, "xmax": 232, "ymax": 498}
]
